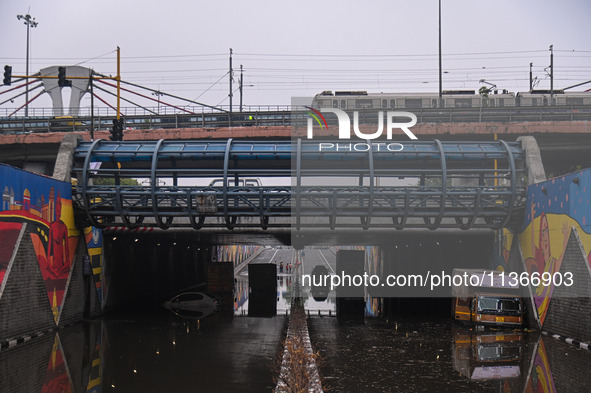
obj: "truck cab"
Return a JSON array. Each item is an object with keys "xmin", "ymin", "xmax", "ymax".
[
  {"xmin": 471, "ymin": 293, "xmax": 522, "ymax": 326},
  {"xmin": 452, "ymin": 269, "xmax": 523, "ymax": 327}
]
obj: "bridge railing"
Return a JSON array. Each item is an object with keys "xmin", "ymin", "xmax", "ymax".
[{"xmin": 2, "ymin": 105, "xmax": 591, "ymax": 134}]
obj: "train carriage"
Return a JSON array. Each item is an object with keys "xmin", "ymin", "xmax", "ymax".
[
  {"xmin": 312, "ymin": 90, "xmax": 517, "ymax": 110},
  {"xmin": 516, "ymin": 90, "xmax": 591, "ymax": 106}
]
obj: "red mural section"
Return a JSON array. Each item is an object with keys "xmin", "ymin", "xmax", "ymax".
[
  {"xmin": 41, "ymin": 334, "xmax": 74, "ymax": 393},
  {"xmin": 0, "ymin": 163, "xmax": 79, "ymax": 324},
  {"xmin": 0, "ymin": 222, "xmax": 23, "ymax": 295}
]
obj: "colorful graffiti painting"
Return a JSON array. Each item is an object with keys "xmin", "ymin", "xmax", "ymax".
[
  {"xmin": 85, "ymin": 329, "xmax": 102, "ymax": 393},
  {"xmin": 41, "ymin": 334, "xmax": 74, "ymax": 393},
  {"xmin": 520, "ymin": 169, "xmax": 591, "ymax": 326},
  {"xmin": 524, "ymin": 212, "xmax": 571, "ymax": 324},
  {"xmin": 84, "ymin": 226, "xmax": 105, "ymax": 307},
  {"xmin": 0, "ymin": 164, "xmax": 79, "ymax": 323},
  {"xmin": 525, "ymin": 339, "xmax": 556, "ymax": 393},
  {"xmin": 217, "ymin": 245, "xmax": 263, "ymax": 268}
]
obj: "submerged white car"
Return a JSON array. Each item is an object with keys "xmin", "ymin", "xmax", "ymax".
[{"xmin": 163, "ymin": 292, "xmax": 220, "ymax": 319}]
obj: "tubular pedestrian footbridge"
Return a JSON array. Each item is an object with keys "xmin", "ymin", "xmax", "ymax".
[{"xmin": 72, "ymin": 139, "xmax": 528, "ymax": 231}]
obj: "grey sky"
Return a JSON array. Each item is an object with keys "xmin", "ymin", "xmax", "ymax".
[{"xmin": 1, "ymin": 0, "xmax": 590, "ymax": 111}]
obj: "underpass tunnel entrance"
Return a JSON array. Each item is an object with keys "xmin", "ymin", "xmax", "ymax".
[
  {"xmin": 101, "ymin": 232, "xmax": 294, "ymax": 319},
  {"xmin": 103, "ymin": 231, "xmax": 213, "ymax": 310},
  {"xmin": 379, "ymin": 232, "xmax": 495, "ymax": 320},
  {"xmin": 101, "ymin": 228, "xmax": 496, "ymax": 323},
  {"xmin": 299, "ymin": 231, "xmax": 496, "ymax": 322}
]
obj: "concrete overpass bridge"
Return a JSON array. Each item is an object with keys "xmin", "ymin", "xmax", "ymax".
[{"xmin": 0, "ymin": 119, "xmax": 589, "ymax": 178}]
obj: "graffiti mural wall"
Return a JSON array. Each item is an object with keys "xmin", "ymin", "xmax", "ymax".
[
  {"xmin": 0, "ymin": 163, "xmax": 79, "ymax": 325},
  {"xmin": 84, "ymin": 226, "xmax": 105, "ymax": 308},
  {"xmin": 216, "ymin": 245, "xmax": 263, "ymax": 268},
  {"xmin": 519, "ymin": 169, "xmax": 591, "ymax": 326}
]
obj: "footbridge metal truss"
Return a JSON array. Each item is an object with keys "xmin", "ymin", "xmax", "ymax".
[{"xmin": 72, "ymin": 139, "xmax": 527, "ymax": 231}]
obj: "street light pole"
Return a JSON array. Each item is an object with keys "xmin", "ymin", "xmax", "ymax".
[
  {"xmin": 152, "ymin": 90, "xmax": 163, "ymax": 113},
  {"xmin": 529, "ymin": 63, "xmax": 533, "ymax": 92},
  {"xmin": 16, "ymin": 12, "xmax": 38, "ymax": 117},
  {"xmin": 229, "ymin": 48, "xmax": 233, "ymax": 124},
  {"xmin": 239, "ymin": 64, "xmax": 243, "ymax": 112},
  {"xmin": 438, "ymin": 0, "xmax": 442, "ymax": 107},
  {"xmin": 549, "ymin": 45, "xmax": 554, "ymax": 102}
]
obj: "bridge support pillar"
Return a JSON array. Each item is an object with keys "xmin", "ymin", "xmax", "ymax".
[
  {"xmin": 52, "ymin": 133, "xmax": 81, "ymax": 182},
  {"xmin": 517, "ymin": 136, "xmax": 546, "ymax": 185}
]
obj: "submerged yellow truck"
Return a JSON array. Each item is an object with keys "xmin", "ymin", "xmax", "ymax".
[{"xmin": 451, "ymin": 269, "xmax": 523, "ymax": 327}]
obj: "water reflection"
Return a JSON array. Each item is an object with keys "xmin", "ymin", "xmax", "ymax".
[
  {"xmin": 2, "ymin": 313, "xmax": 590, "ymax": 392},
  {"xmin": 234, "ymin": 270, "xmax": 337, "ymax": 317},
  {"xmin": 0, "ymin": 310, "xmax": 286, "ymax": 393},
  {"xmin": 452, "ymin": 329, "xmax": 526, "ymax": 383},
  {"xmin": 308, "ymin": 317, "xmax": 591, "ymax": 393}
]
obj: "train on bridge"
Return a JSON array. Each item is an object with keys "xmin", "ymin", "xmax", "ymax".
[
  {"xmin": 1, "ymin": 90, "xmax": 591, "ymax": 134},
  {"xmin": 311, "ymin": 89, "xmax": 591, "ymax": 110}
]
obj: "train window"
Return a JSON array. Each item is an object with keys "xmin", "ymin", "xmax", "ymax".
[
  {"xmin": 432, "ymin": 99, "xmax": 438, "ymax": 108},
  {"xmin": 543, "ymin": 98, "xmax": 548, "ymax": 106},
  {"xmin": 498, "ymin": 98, "xmax": 504, "ymax": 107},
  {"xmin": 382, "ymin": 99, "xmax": 388, "ymax": 109},
  {"xmin": 454, "ymin": 98, "xmax": 471, "ymax": 108},
  {"xmin": 317, "ymin": 100, "xmax": 324, "ymax": 108},
  {"xmin": 566, "ymin": 97, "xmax": 584, "ymax": 105},
  {"xmin": 333, "ymin": 100, "xmax": 338, "ymax": 108},
  {"xmin": 356, "ymin": 99, "xmax": 373, "ymax": 109},
  {"xmin": 551, "ymin": 98, "xmax": 557, "ymax": 105},
  {"xmin": 490, "ymin": 99, "xmax": 495, "ymax": 107},
  {"xmin": 531, "ymin": 98, "xmax": 537, "ymax": 106},
  {"xmin": 390, "ymin": 99, "xmax": 396, "ymax": 108},
  {"xmin": 405, "ymin": 99, "xmax": 422, "ymax": 109},
  {"xmin": 341, "ymin": 100, "xmax": 346, "ymax": 109}
]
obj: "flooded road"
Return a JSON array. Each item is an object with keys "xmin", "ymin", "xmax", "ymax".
[
  {"xmin": 0, "ymin": 310, "xmax": 287, "ymax": 393},
  {"xmin": 308, "ymin": 316, "xmax": 591, "ymax": 392},
  {"xmin": 3, "ymin": 245, "xmax": 591, "ymax": 393}
]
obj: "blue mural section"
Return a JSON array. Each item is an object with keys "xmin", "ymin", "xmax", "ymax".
[
  {"xmin": 522, "ymin": 169, "xmax": 591, "ymax": 233},
  {"xmin": 518, "ymin": 168, "xmax": 591, "ymax": 326}
]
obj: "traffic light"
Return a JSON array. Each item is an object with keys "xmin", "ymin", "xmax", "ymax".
[
  {"xmin": 110, "ymin": 119, "xmax": 123, "ymax": 141},
  {"xmin": 3, "ymin": 65, "xmax": 11, "ymax": 86},
  {"xmin": 58, "ymin": 66, "xmax": 71, "ymax": 87}
]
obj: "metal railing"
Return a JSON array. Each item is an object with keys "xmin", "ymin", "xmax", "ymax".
[
  {"xmin": 72, "ymin": 139, "xmax": 527, "ymax": 231},
  {"xmin": 2, "ymin": 105, "xmax": 591, "ymax": 134}
]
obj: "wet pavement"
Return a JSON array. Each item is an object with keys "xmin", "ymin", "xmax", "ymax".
[{"xmin": 308, "ymin": 316, "xmax": 591, "ymax": 392}]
